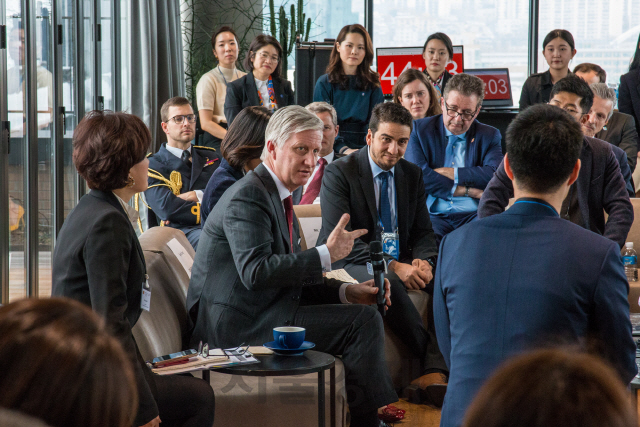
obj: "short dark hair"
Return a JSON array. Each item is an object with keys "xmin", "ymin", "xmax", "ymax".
[
  {"xmin": 243, "ymin": 34, "xmax": 283, "ymax": 79},
  {"xmin": 573, "ymin": 63, "xmax": 607, "ymax": 83},
  {"xmin": 506, "ymin": 104, "xmax": 583, "ymax": 194},
  {"xmin": 543, "ymin": 29, "xmax": 575, "ymax": 51},
  {"xmin": 160, "ymin": 96, "xmax": 192, "ymax": 122},
  {"xmin": 211, "ymin": 26, "xmax": 238, "ymax": 51},
  {"xmin": 73, "ymin": 110, "xmax": 151, "ymax": 191},
  {"xmin": 369, "ymin": 102, "xmax": 413, "ymax": 136},
  {"xmin": 0, "ymin": 298, "xmax": 137, "ymax": 427},
  {"xmin": 550, "ymin": 74, "xmax": 594, "ymax": 114},
  {"xmin": 443, "ymin": 73, "xmax": 486, "ymax": 106},
  {"xmin": 463, "ymin": 348, "xmax": 636, "ymax": 427},
  {"xmin": 392, "ymin": 68, "xmax": 442, "ymax": 118},
  {"xmin": 423, "ymin": 32, "xmax": 454, "ymax": 59},
  {"xmin": 221, "ymin": 106, "xmax": 272, "ymax": 170}
]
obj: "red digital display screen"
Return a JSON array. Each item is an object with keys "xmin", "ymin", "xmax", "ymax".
[
  {"xmin": 376, "ymin": 46, "xmax": 464, "ymax": 96},
  {"xmin": 464, "ymin": 69, "xmax": 512, "ymax": 102}
]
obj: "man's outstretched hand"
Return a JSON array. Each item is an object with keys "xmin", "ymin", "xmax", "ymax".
[{"xmin": 326, "ymin": 214, "xmax": 367, "ymax": 263}]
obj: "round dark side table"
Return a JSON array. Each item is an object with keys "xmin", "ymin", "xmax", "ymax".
[{"xmin": 208, "ymin": 350, "xmax": 336, "ymax": 427}]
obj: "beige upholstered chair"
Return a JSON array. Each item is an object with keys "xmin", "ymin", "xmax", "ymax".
[{"xmin": 293, "ymin": 204, "xmax": 322, "ymax": 251}]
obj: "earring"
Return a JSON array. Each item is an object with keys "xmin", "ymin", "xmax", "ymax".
[{"xmin": 127, "ymin": 176, "xmax": 135, "ymax": 187}]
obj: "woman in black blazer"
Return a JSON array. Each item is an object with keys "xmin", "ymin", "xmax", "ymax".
[
  {"xmin": 52, "ymin": 111, "xmax": 214, "ymax": 427},
  {"xmin": 519, "ymin": 29, "xmax": 576, "ymax": 110},
  {"xmin": 619, "ymin": 34, "xmax": 640, "ymax": 138},
  {"xmin": 224, "ymin": 34, "xmax": 294, "ymax": 126}
]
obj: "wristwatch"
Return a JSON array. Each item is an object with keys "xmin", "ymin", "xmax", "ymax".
[{"xmin": 464, "ymin": 186, "xmax": 470, "ymax": 197}]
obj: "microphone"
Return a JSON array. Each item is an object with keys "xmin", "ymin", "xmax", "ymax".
[{"xmin": 369, "ymin": 241, "xmax": 386, "ymax": 316}]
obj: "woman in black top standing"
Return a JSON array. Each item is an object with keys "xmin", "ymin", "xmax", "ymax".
[
  {"xmin": 422, "ymin": 32, "xmax": 455, "ymax": 96},
  {"xmin": 619, "ymin": 33, "xmax": 640, "ymax": 135},
  {"xmin": 519, "ymin": 29, "xmax": 576, "ymax": 111}
]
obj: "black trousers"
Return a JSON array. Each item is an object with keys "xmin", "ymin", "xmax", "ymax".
[
  {"xmin": 293, "ymin": 302, "xmax": 398, "ymax": 418},
  {"xmin": 146, "ymin": 373, "xmax": 215, "ymax": 427},
  {"xmin": 343, "ymin": 263, "xmax": 448, "ymax": 376}
]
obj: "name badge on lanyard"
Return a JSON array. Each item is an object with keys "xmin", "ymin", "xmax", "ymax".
[
  {"xmin": 382, "ymin": 231, "xmax": 399, "ymax": 259},
  {"xmin": 141, "ymin": 274, "xmax": 151, "ymax": 311}
]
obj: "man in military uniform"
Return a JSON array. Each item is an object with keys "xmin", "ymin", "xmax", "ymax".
[{"xmin": 145, "ymin": 96, "xmax": 220, "ymax": 249}]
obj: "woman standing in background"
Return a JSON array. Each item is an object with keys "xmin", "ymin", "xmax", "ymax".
[
  {"xmin": 313, "ymin": 24, "xmax": 383, "ymax": 154},
  {"xmin": 196, "ymin": 26, "xmax": 246, "ymax": 152},
  {"xmin": 422, "ymin": 32, "xmax": 455, "ymax": 96}
]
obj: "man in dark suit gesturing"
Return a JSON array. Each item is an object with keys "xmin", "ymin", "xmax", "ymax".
[
  {"xmin": 435, "ymin": 104, "xmax": 637, "ymax": 427},
  {"xmin": 186, "ymin": 105, "xmax": 399, "ymax": 427},
  {"xmin": 317, "ymin": 102, "xmax": 449, "ymax": 407}
]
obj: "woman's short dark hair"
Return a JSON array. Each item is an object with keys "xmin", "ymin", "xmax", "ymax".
[
  {"xmin": 550, "ymin": 73, "xmax": 594, "ymax": 114},
  {"xmin": 423, "ymin": 32, "xmax": 454, "ymax": 59},
  {"xmin": 73, "ymin": 110, "xmax": 151, "ymax": 192},
  {"xmin": 463, "ymin": 348, "xmax": 636, "ymax": 427},
  {"xmin": 543, "ymin": 29, "xmax": 575, "ymax": 51},
  {"xmin": 369, "ymin": 102, "xmax": 414, "ymax": 136},
  {"xmin": 221, "ymin": 106, "xmax": 272, "ymax": 170},
  {"xmin": 326, "ymin": 24, "xmax": 379, "ymax": 91},
  {"xmin": 243, "ymin": 34, "xmax": 283, "ymax": 79},
  {"xmin": 629, "ymin": 33, "xmax": 640, "ymax": 72},
  {"xmin": 392, "ymin": 68, "xmax": 442, "ymax": 118},
  {"xmin": 506, "ymin": 104, "xmax": 583, "ymax": 194},
  {"xmin": 0, "ymin": 298, "xmax": 137, "ymax": 427},
  {"xmin": 211, "ymin": 25, "xmax": 238, "ymax": 51}
]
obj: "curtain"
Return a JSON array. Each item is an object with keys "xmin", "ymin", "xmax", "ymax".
[{"xmin": 128, "ymin": 0, "xmax": 185, "ymax": 151}]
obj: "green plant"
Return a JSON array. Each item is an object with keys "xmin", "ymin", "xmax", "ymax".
[{"xmin": 268, "ymin": 0, "xmax": 311, "ymax": 74}]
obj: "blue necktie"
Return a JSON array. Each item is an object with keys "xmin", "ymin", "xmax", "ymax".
[{"xmin": 379, "ymin": 172, "xmax": 392, "ymax": 233}]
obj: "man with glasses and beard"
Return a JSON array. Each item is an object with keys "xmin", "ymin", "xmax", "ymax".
[
  {"xmin": 405, "ymin": 73, "xmax": 503, "ymax": 244},
  {"xmin": 145, "ymin": 97, "xmax": 220, "ymax": 249}
]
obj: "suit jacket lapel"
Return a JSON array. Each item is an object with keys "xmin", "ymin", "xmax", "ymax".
[
  {"xmin": 255, "ymin": 164, "xmax": 292, "ymax": 252},
  {"xmin": 576, "ymin": 138, "xmax": 592, "ymax": 230},
  {"xmin": 272, "ymin": 77, "xmax": 285, "ymax": 108},
  {"xmin": 245, "ymin": 73, "xmax": 261, "ymax": 106},
  {"xmin": 395, "ymin": 163, "xmax": 408, "ymax": 237},
  {"xmin": 357, "ymin": 149, "xmax": 379, "ymax": 230},
  {"xmin": 190, "ymin": 147, "xmax": 204, "ymax": 188},
  {"xmin": 435, "ymin": 117, "xmax": 447, "ymax": 167},
  {"xmin": 465, "ymin": 121, "xmax": 478, "ymax": 165}
]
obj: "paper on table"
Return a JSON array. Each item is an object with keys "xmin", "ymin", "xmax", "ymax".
[
  {"xmin": 209, "ymin": 346, "xmax": 273, "ymax": 356},
  {"xmin": 326, "ymin": 268, "xmax": 358, "ymax": 284},
  {"xmin": 298, "ymin": 216, "xmax": 322, "ymax": 249},
  {"xmin": 167, "ymin": 238, "xmax": 193, "ymax": 278}
]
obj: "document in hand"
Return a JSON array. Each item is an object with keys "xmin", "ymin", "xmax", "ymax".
[{"xmin": 151, "ymin": 347, "xmax": 263, "ymax": 375}]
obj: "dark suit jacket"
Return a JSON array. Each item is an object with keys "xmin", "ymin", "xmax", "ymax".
[
  {"xmin": 51, "ymin": 190, "xmax": 158, "ymax": 425},
  {"xmin": 597, "ymin": 111, "xmax": 639, "ymax": 172},
  {"xmin": 519, "ymin": 70, "xmax": 571, "ymax": 111},
  {"xmin": 201, "ymin": 158, "xmax": 244, "ymax": 225},
  {"xmin": 478, "ymin": 136, "xmax": 633, "ymax": 248},
  {"xmin": 619, "ymin": 70, "xmax": 640, "ymax": 137},
  {"xmin": 185, "ymin": 164, "xmax": 342, "ymax": 348},
  {"xmin": 224, "ymin": 72, "xmax": 294, "ymax": 126},
  {"xmin": 434, "ymin": 200, "xmax": 637, "ymax": 427},
  {"xmin": 292, "ymin": 152, "xmax": 345, "ymax": 205},
  {"xmin": 316, "ymin": 148, "xmax": 438, "ymax": 268},
  {"xmin": 405, "ymin": 115, "xmax": 503, "ymax": 201},
  {"xmin": 610, "ymin": 142, "xmax": 635, "ymax": 197},
  {"xmin": 145, "ymin": 144, "xmax": 220, "ymax": 231}
]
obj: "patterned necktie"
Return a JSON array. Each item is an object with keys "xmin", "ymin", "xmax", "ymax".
[
  {"xmin": 379, "ymin": 171, "xmax": 392, "ymax": 233},
  {"xmin": 300, "ymin": 158, "xmax": 327, "ymax": 205},
  {"xmin": 283, "ymin": 195, "xmax": 294, "ymax": 252},
  {"xmin": 181, "ymin": 149, "xmax": 192, "ymax": 167}
]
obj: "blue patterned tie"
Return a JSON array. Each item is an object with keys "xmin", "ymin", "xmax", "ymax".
[{"xmin": 379, "ymin": 172, "xmax": 392, "ymax": 232}]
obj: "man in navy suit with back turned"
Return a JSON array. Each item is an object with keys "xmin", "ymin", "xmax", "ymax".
[
  {"xmin": 434, "ymin": 104, "xmax": 637, "ymax": 427},
  {"xmin": 404, "ymin": 73, "xmax": 503, "ymax": 245},
  {"xmin": 145, "ymin": 96, "xmax": 220, "ymax": 249}
]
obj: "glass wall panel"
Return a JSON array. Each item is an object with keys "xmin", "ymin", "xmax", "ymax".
[
  {"xmin": 6, "ymin": 0, "xmax": 27, "ymax": 301},
  {"xmin": 120, "ymin": 0, "xmax": 130, "ymax": 112},
  {"xmin": 83, "ymin": 0, "xmax": 93, "ymax": 112},
  {"xmin": 100, "ymin": 0, "xmax": 112, "ymax": 109},
  {"xmin": 538, "ymin": 0, "xmax": 640, "ymax": 93},
  {"xmin": 372, "ymin": 0, "xmax": 530, "ymax": 103},
  {"xmin": 35, "ymin": 0, "xmax": 55, "ymax": 297}
]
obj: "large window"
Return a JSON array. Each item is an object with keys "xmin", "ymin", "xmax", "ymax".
[
  {"xmin": 538, "ymin": 0, "xmax": 640, "ymax": 90},
  {"xmin": 372, "ymin": 0, "xmax": 530, "ymax": 104}
]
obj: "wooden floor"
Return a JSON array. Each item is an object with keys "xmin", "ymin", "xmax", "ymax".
[{"xmin": 385, "ymin": 399, "xmax": 441, "ymax": 427}]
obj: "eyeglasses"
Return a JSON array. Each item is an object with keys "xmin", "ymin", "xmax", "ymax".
[
  {"xmin": 166, "ymin": 114, "xmax": 197, "ymax": 124},
  {"xmin": 443, "ymin": 101, "xmax": 478, "ymax": 121},
  {"xmin": 257, "ymin": 51, "xmax": 279, "ymax": 63}
]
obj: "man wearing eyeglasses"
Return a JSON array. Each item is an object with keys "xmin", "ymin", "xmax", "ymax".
[
  {"xmin": 405, "ymin": 73, "xmax": 503, "ymax": 244},
  {"xmin": 479, "ymin": 74, "xmax": 633, "ymax": 249},
  {"xmin": 145, "ymin": 96, "xmax": 220, "ymax": 249}
]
